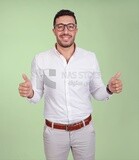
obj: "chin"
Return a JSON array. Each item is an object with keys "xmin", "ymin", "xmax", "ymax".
[{"xmin": 60, "ymin": 42, "xmax": 74, "ymax": 48}]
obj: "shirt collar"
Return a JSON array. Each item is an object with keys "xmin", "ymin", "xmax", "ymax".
[{"xmin": 54, "ymin": 43, "xmax": 78, "ymax": 57}]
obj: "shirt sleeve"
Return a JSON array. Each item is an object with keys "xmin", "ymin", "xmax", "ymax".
[
  {"xmin": 89, "ymin": 54, "xmax": 111, "ymax": 101},
  {"xmin": 27, "ymin": 56, "xmax": 44, "ymax": 103}
]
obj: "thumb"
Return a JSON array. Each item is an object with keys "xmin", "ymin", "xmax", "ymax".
[
  {"xmin": 113, "ymin": 72, "xmax": 121, "ymax": 79},
  {"xmin": 22, "ymin": 74, "xmax": 30, "ymax": 82}
]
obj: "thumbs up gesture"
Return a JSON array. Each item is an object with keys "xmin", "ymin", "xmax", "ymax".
[
  {"xmin": 18, "ymin": 74, "xmax": 34, "ymax": 98},
  {"xmin": 107, "ymin": 72, "xmax": 123, "ymax": 94}
]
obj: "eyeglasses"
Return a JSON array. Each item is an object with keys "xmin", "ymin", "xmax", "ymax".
[{"xmin": 54, "ymin": 23, "xmax": 77, "ymax": 31}]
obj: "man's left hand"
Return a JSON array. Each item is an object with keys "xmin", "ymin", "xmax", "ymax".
[{"xmin": 108, "ymin": 72, "xmax": 123, "ymax": 94}]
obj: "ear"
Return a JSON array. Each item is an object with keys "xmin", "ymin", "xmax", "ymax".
[
  {"xmin": 76, "ymin": 28, "xmax": 78, "ymax": 33},
  {"xmin": 52, "ymin": 28, "xmax": 56, "ymax": 36},
  {"xmin": 75, "ymin": 27, "xmax": 78, "ymax": 35}
]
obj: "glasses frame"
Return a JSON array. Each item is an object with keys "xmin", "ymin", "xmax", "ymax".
[{"xmin": 54, "ymin": 23, "xmax": 77, "ymax": 31}]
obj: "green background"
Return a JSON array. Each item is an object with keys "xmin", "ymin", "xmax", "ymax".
[{"xmin": 0, "ymin": 0, "xmax": 139, "ymax": 160}]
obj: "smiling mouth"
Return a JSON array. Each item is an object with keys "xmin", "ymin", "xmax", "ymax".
[{"xmin": 60, "ymin": 35, "xmax": 71, "ymax": 41}]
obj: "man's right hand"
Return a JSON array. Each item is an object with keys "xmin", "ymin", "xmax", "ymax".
[{"xmin": 18, "ymin": 74, "xmax": 34, "ymax": 98}]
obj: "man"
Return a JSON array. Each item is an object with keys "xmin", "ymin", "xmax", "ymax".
[{"xmin": 18, "ymin": 9, "xmax": 122, "ymax": 160}]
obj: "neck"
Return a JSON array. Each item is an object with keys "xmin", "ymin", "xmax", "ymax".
[{"xmin": 56, "ymin": 43, "xmax": 75, "ymax": 62}]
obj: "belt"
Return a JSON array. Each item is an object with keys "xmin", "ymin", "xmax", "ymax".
[{"xmin": 45, "ymin": 115, "xmax": 92, "ymax": 131}]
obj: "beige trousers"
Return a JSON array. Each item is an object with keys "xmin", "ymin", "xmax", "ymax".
[{"xmin": 43, "ymin": 121, "xmax": 95, "ymax": 160}]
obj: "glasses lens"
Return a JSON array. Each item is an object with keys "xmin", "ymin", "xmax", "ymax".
[
  {"xmin": 55, "ymin": 24, "xmax": 64, "ymax": 31},
  {"xmin": 55, "ymin": 23, "xmax": 76, "ymax": 31},
  {"xmin": 67, "ymin": 24, "xmax": 76, "ymax": 31}
]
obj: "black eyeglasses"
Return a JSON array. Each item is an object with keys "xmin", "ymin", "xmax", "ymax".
[{"xmin": 54, "ymin": 23, "xmax": 77, "ymax": 31}]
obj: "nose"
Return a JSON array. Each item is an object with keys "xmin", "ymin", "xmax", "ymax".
[{"xmin": 63, "ymin": 26, "xmax": 68, "ymax": 34}]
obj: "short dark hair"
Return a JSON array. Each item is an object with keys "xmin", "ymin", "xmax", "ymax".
[{"xmin": 53, "ymin": 9, "xmax": 77, "ymax": 27}]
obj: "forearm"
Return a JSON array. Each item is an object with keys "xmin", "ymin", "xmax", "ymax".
[
  {"xmin": 92, "ymin": 85, "xmax": 111, "ymax": 101},
  {"xmin": 27, "ymin": 89, "xmax": 43, "ymax": 104},
  {"xmin": 27, "ymin": 56, "xmax": 44, "ymax": 103}
]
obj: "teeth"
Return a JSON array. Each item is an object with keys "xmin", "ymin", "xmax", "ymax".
[
  {"xmin": 62, "ymin": 36, "xmax": 70, "ymax": 41},
  {"xmin": 63, "ymin": 37, "xmax": 69, "ymax": 39}
]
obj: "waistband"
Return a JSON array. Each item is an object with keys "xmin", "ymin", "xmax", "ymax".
[{"xmin": 45, "ymin": 115, "xmax": 92, "ymax": 131}]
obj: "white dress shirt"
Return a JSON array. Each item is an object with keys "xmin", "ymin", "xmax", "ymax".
[{"xmin": 28, "ymin": 46, "xmax": 110, "ymax": 124}]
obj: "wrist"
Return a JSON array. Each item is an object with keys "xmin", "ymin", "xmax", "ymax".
[
  {"xmin": 27, "ymin": 90, "xmax": 34, "ymax": 99},
  {"xmin": 106, "ymin": 84, "xmax": 113, "ymax": 95}
]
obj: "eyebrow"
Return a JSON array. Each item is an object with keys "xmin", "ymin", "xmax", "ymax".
[{"xmin": 55, "ymin": 23, "xmax": 76, "ymax": 26}]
